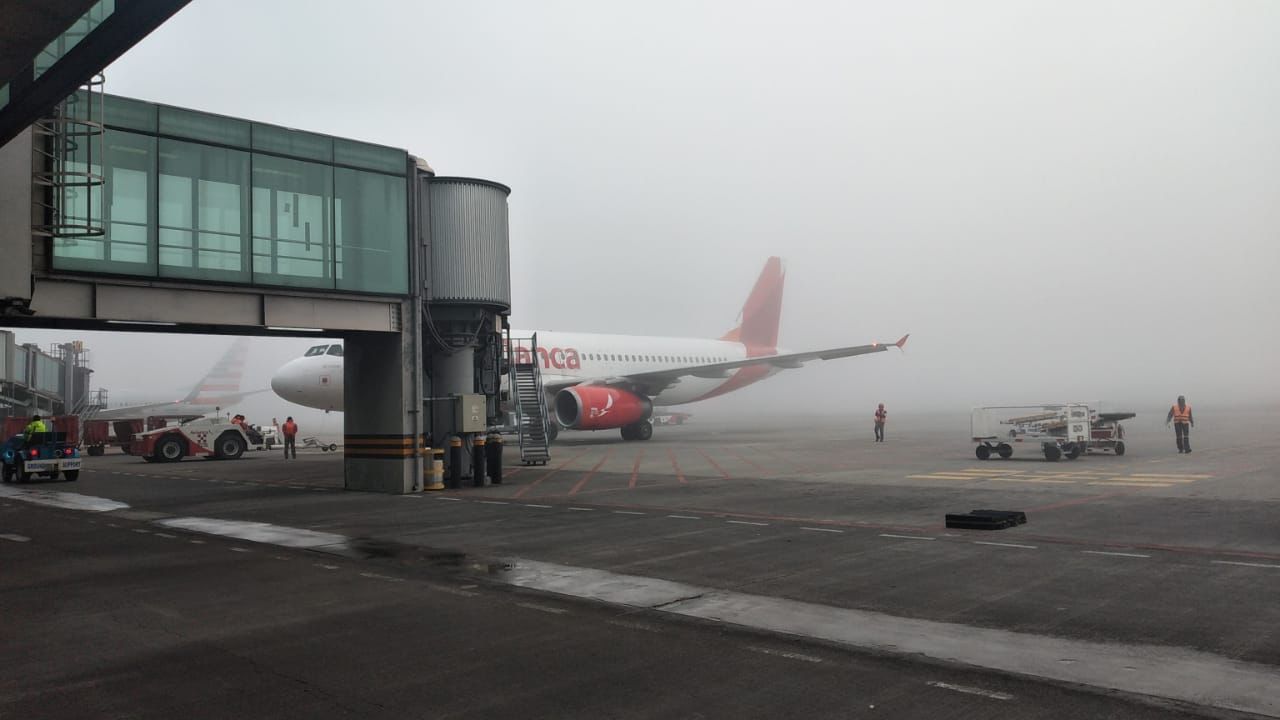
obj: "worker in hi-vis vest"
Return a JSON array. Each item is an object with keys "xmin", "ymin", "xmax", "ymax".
[
  {"xmin": 1166, "ymin": 395, "xmax": 1194, "ymax": 454},
  {"xmin": 23, "ymin": 414, "xmax": 48, "ymax": 443},
  {"xmin": 874, "ymin": 403, "xmax": 887, "ymax": 443}
]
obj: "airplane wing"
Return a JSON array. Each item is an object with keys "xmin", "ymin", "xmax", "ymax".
[
  {"xmin": 92, "ymin": 390, "xmax": 269, "ymax": 421},
  {"xmin": 543, "ymin": 334, "xmax": 909, "ymax": 397}
]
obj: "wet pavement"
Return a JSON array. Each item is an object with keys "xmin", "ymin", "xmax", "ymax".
[{"xmin": 3, "ymin": 407, "xmax": 1279, "ymax": 717}]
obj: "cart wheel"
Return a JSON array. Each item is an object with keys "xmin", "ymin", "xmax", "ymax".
[
  {"xmin": 1114, "ymin": 441, "xmax": 1125, "ymax": 457},
  {"xmin": 1066, "ymin": 444, "xmax": 1081, "ymax": 460},
  {"xmin": 997, "ymin": 443, "xmax": 1013, "ymax": 459},
  {"xmin": 975, "ymin": 445, "xmax": 991, "ymax": 460},
  {"xmin": 328, "ymin": 443, "xmax": 338, "ymax": 452},
  {"xmin": 1044, "ymin": 446, "xmax": 1062, "ymax": 462}
]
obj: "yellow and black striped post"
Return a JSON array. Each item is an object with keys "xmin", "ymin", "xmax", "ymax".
[
  {"xmin": 343, "ymin": 435, "xmax": 421, "ymax": 460},
  {"xmin": 472, "ymin": 435, "xmax": 487, "ymax": 488},
  {"xmin": 426, "ymin": 447, "xmax": 445, "ymax": 491}
]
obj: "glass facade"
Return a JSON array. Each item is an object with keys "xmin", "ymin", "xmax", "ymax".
[
  {"xmin": 34, "ymin": 0, "xmax": 117, "ymax": 80},
  {"xmin": 51, "ymin": 95, "xmax": 410, "ymax": 295}
]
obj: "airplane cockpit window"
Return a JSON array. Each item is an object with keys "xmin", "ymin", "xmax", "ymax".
[
  {"xmin": 327, "ymin": 345, "xmax": 344, "ymax": 357},
  {"xmin": 304, "ymin": 345, "xmax": 328, "ymax": 357}
]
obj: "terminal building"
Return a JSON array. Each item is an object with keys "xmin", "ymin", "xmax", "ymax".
[
  {"xmin": 0, "ymin": 330, "xmax": 99, "ymax": 421},
  {"xmin": 1, "ymin": 1, "xmax": 518, "ymax": 493}
]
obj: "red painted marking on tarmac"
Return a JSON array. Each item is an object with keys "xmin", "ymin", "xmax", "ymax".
[
  {"xmin": 667, "ymin": 448, "xmax": 687, "ymax": 485},
  {"xmin": 629, "ymin": 449, "xmax": 645, "ymax": 489},
  {"xmin": 731, "ymin": 449, "xmax": 765, "ymax": 473},
  {"xmin": 696, "ymin": 447, "xmax": 731, "ymax": 480},
  {"xmin": 513, "ymin": 450, "xmax": 590, "ymax": 499},
  {"xmin": 569, "ymin": 448, "xmax": 613, "ymax": 496},
  {"xmin": 1022, "ymin": 492, "xmax": 1129, "ymax": 514}
]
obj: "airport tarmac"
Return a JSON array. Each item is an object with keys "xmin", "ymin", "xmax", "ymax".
[{"xmin": 3, "ymin": 407, "xmax": 1279, "ymax": 718}]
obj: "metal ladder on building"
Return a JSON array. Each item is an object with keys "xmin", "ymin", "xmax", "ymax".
[
  {"xmin": 32, "ymin": 75, "xmax": 106, "ymax": 239},
  {"xmin": 508, "ymin": 333, "xmax": 552, "ymax": 465}
]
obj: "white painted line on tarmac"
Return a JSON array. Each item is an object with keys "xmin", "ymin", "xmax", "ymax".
[
  {"xmin": 668, "ymin": 514, "xmax": 701, "ymax": 520},
  {"xmin": 427, "ymin": 583, "xmax": 478, "ymax": 598},
  {"xmin": 728, "ymin": 520, "xmax": 768, "ymax": 526},
  {"xmin": 0, "ymin": 485, "xmax": 129, "ymax": 512},
  {"xmin": 479, "ymin": 501, "xmax": 509, "ymax": 505},
  {"xmin": 880, "ymin": 533, "xmax": 935, "ymax": 541},
  {"xmin": 1211, "ymin": 560, "xmax": 1280, "ymax": 570},
  {"xmin": 188, "ymin": 539, "xmax": 205, "ymax": 545},
  {"xmin": 0, "ymin": 533, "xmax": 31, "ymax": 542},
  {"xmin": 524, "ymin": 504, "xmax": 553, "ymax": 508},
  {"xmin": 746, "ymin": 646, "xmax": 823, "ymax": 663},
  {"xmin": 973, "ymin": 541, "xmax": 1037, "ymax": 550},
  {"xmin": 271, "ymin": 555, "xmax": 291, "ymax": 561},
  {"xmin": 287, "ymin": 485, "xmax": 306, "ymax": 490},
  {"xmin": 607, "ymin": 619, "xmax": 660, "ymax": 633},
  {"xmin": 360, "ymin": 571, "xmax": 405, "ymax": 583},
  {"xmin": 1130, "ymin": 473, "xmax": 1213, "ymax": 479},
  {"xmin": 801, "ymin": 527, "xmax": 844, "ymax": 533},
  {"xmin": 435, "ymin": 496, "xmax": 462, "ymax": 501},
  {"xmin": 1082, "ymin": 550, "xmax": 1150, "ymax": 559},
  {"xmin": 157, "ymin": 517, "xmax": 352, "ymax": 550},
  {"xmin": 106, "ymin": 523, "xmax": 120, "ymax": 528},
  {"xmin": 152, "ymin": 532, "xmax": 177, "ymax": 539},
  {"xmin": 314, "ymin": 563, "xmax": 340, "ymax": 570},
  {"xmin": 926, "ymin": 681, "xmax": 1013, "ymax": 701},
  {"xmin": 132, "ymin": 528, "xmax": 151, "ymax": 534},
  {"xmin": 1088, "ymin": 481, "xmax": 1173, "ymax": 488},
  {"xmin": 568, "ymin": 507, "xmax": 595, "ymax": 512},
  {"xmin": 517, "ymin": 602, "xmax": 568, "ymax": 615},
  {"xmin": 614, "ymin": 510, "xmax": 646, "ymax": 515},
  {"xmin": 230, "ymin": 547, "xmax": 252, "ymax": 553}
]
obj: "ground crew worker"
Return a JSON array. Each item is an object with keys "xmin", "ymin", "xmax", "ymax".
[
  {"xmin": 23, "ymin": 414, "xmax": 48, "ymax": 443},
  {"xmin": 1166, "ymin": 395, "xmax": 1194, "ymax": 454},
  {"xmin": 874, "ymin": 403, "xmax": 887, "ymax": 442},
  {"xmin": 282, "ymin": 416, "xmax": 298, "ymax": 460}
]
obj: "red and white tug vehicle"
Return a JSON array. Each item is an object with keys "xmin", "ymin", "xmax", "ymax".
[{"xmin": 130, "ymin": 417, "xmax": 257, "ymax": 463}]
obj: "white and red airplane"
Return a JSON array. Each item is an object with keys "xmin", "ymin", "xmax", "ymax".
[{"xmin": 270, "ymin": 257, "xmax": 907, "ymax": 441}]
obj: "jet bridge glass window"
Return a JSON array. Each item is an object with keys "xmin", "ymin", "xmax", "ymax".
[
  {"xmin": 334, "ymin": 168, "xmax": 407, "ymax": 294},
  {"xmin": 158, "ymin": 139, "xmax": 251, "ymax": 283},
  {"xmin": 251, "ymin": 155, "xmax": 334, "ymax": 289},
  {"xmin": 53, "ymin": 130, "xmax": 157, "ymax": 276}
]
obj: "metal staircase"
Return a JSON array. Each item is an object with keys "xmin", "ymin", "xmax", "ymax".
[
  {"xmin": 33, "ymin": 76, "xmax": 106, "ymax": 240},
  {"xmin": 508, "ymin": 333, "xmax": 552, "ymax": 465}
]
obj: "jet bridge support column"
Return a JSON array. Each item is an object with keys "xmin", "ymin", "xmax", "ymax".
[{"xmin": 342, "ymin": 324, "xmax": 422, "ymax": 493}]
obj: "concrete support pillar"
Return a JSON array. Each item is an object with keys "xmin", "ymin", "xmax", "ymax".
[{"xmin": 343, "ymin": 329, "xmax": 421, "ymax": 493}]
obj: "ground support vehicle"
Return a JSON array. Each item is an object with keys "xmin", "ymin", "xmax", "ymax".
[
  {"xmin": 301, "ymin": 436, "xmax": 339, "ymax": 452},
  {"xmin": 1, "ymin": 432, "xmax": 82, "ymax": 482},
  {"xmin": 1086, "ymin": 411, "xmax": 1135, "ymax": 455},
  {"xmin": 972, "ymin": 404, "xmax": 1091, "ymax": 462},
  {"xmin": 129, "ymin": 418, "xmax": 255, "ymax": 463}
]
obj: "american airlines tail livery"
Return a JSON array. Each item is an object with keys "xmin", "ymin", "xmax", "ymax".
[{"xmin": 271, "ymin": 257, "xmax": 907, "ymax": 442}]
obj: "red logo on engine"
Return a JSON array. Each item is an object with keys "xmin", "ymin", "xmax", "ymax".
[{"xmin": 512, "ymin": 345, "xmax": 580, "ymax": 370}]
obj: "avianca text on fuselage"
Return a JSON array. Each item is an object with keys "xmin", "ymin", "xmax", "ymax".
[{"xmin": 512, "ymin": 345, "xmax": 580, "ymax": 371}]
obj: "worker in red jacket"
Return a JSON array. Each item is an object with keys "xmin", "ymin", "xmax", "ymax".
[
  {"xmin": 281, "ymin": 417, "xmax": 298, "ymax": 459},
  {"xmin": 874, "ymin": 403, "xmax": 887, "ymax": 442}
]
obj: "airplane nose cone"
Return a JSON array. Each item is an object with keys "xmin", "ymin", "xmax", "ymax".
[{"xmin": 270, "ymin": 359, "xmax": 305, "ymax": 400}]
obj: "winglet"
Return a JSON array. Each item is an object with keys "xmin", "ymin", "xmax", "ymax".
[{"xmin": 895, "ymin": 334, "xmax": 910, "ymax": 350}]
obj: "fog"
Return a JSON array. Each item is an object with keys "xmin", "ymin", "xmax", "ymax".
[{"xmin": 10, "ymin": 1, "xmax": 1280, "ymax": 424}]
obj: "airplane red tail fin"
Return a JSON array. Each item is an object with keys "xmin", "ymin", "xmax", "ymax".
[{"xmin": 720, "ymin": 257, "xmax": 785, "ymax": 350}]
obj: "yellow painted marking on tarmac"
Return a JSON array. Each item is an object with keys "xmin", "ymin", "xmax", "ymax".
[
  {"xmin": 1129, "ymin": 473, "xmax": 1213, "ymax": 479},
  {"xmin": 987, "ymin": 477, "xmax": 1077, "ymax": 485},
  {"xmin": 1112, "ymin": 476, "xmax": 1199, "ymax": 484},
  {"xmin": 907, "ymin": 474, "xmax": 985, "ymax": 481},
  {"xmin": 961, "ymin": 468, "xmax": 1022, "ymax": 474},
  {"xmin": 1088, "ymin": 481, "xmax": 1174, "ymax": 488}
]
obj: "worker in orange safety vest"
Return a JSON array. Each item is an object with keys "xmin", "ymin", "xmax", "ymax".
[
  {"xmin": 1165, "ymin": 395, "xmax": 1194, "ymax": 454},
  {"xmin": 874, "ymin": 403, "xmax": 887, "ymax": 443},
  {"xmin": 281, "ymin": 417, "xmax": 298, "ymax": 460}
]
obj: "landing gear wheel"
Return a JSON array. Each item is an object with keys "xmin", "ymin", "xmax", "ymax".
[
  {"xmin": 997, "ymin": 443, "xmax": 1013, "ymax": 459},
  {"xmin": 621, "ymin": 421, "xmax": 653, "ymax": 442},
  {"xmin": 545, "ymin": 422, "xmax": 559, "ymax": 445},
  {"xmin": 155, "ymin": 436, "xmax": 185, "ymax": 463},
  {"xmin": 1044, "ymin": 446, "xmax": 1062, "ymax": 462},
  {"xmin": 63, "ymin": 470, "xmax": 79, "ymax": 482},
  {"xmin": 975, "ymin": 445, "xmax": 991, "ymax": 460},
  {"xmin": 1066, "ymin": 444, "xmax": 1081, "ymax": 460},
  {"xmin": 1114, "ymin": 441, "xmax": 1126, "ymax": 456},
  {"xmin": 215, "ymin": 432, "xmax": 246, "ymax": 460},
  {"xmin": 620, "ymin": 425, "xmax": 635, "ymax": 441}
]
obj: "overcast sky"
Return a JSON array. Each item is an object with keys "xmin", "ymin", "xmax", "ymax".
[{"xmin": 11, "ymin": 0, "xmax": 1280, "ymax": 423}]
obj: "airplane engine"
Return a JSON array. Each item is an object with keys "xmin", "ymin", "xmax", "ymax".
[{"xmin": 554, "ymin": 386, "xmax": 652, "ymax": 430}]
